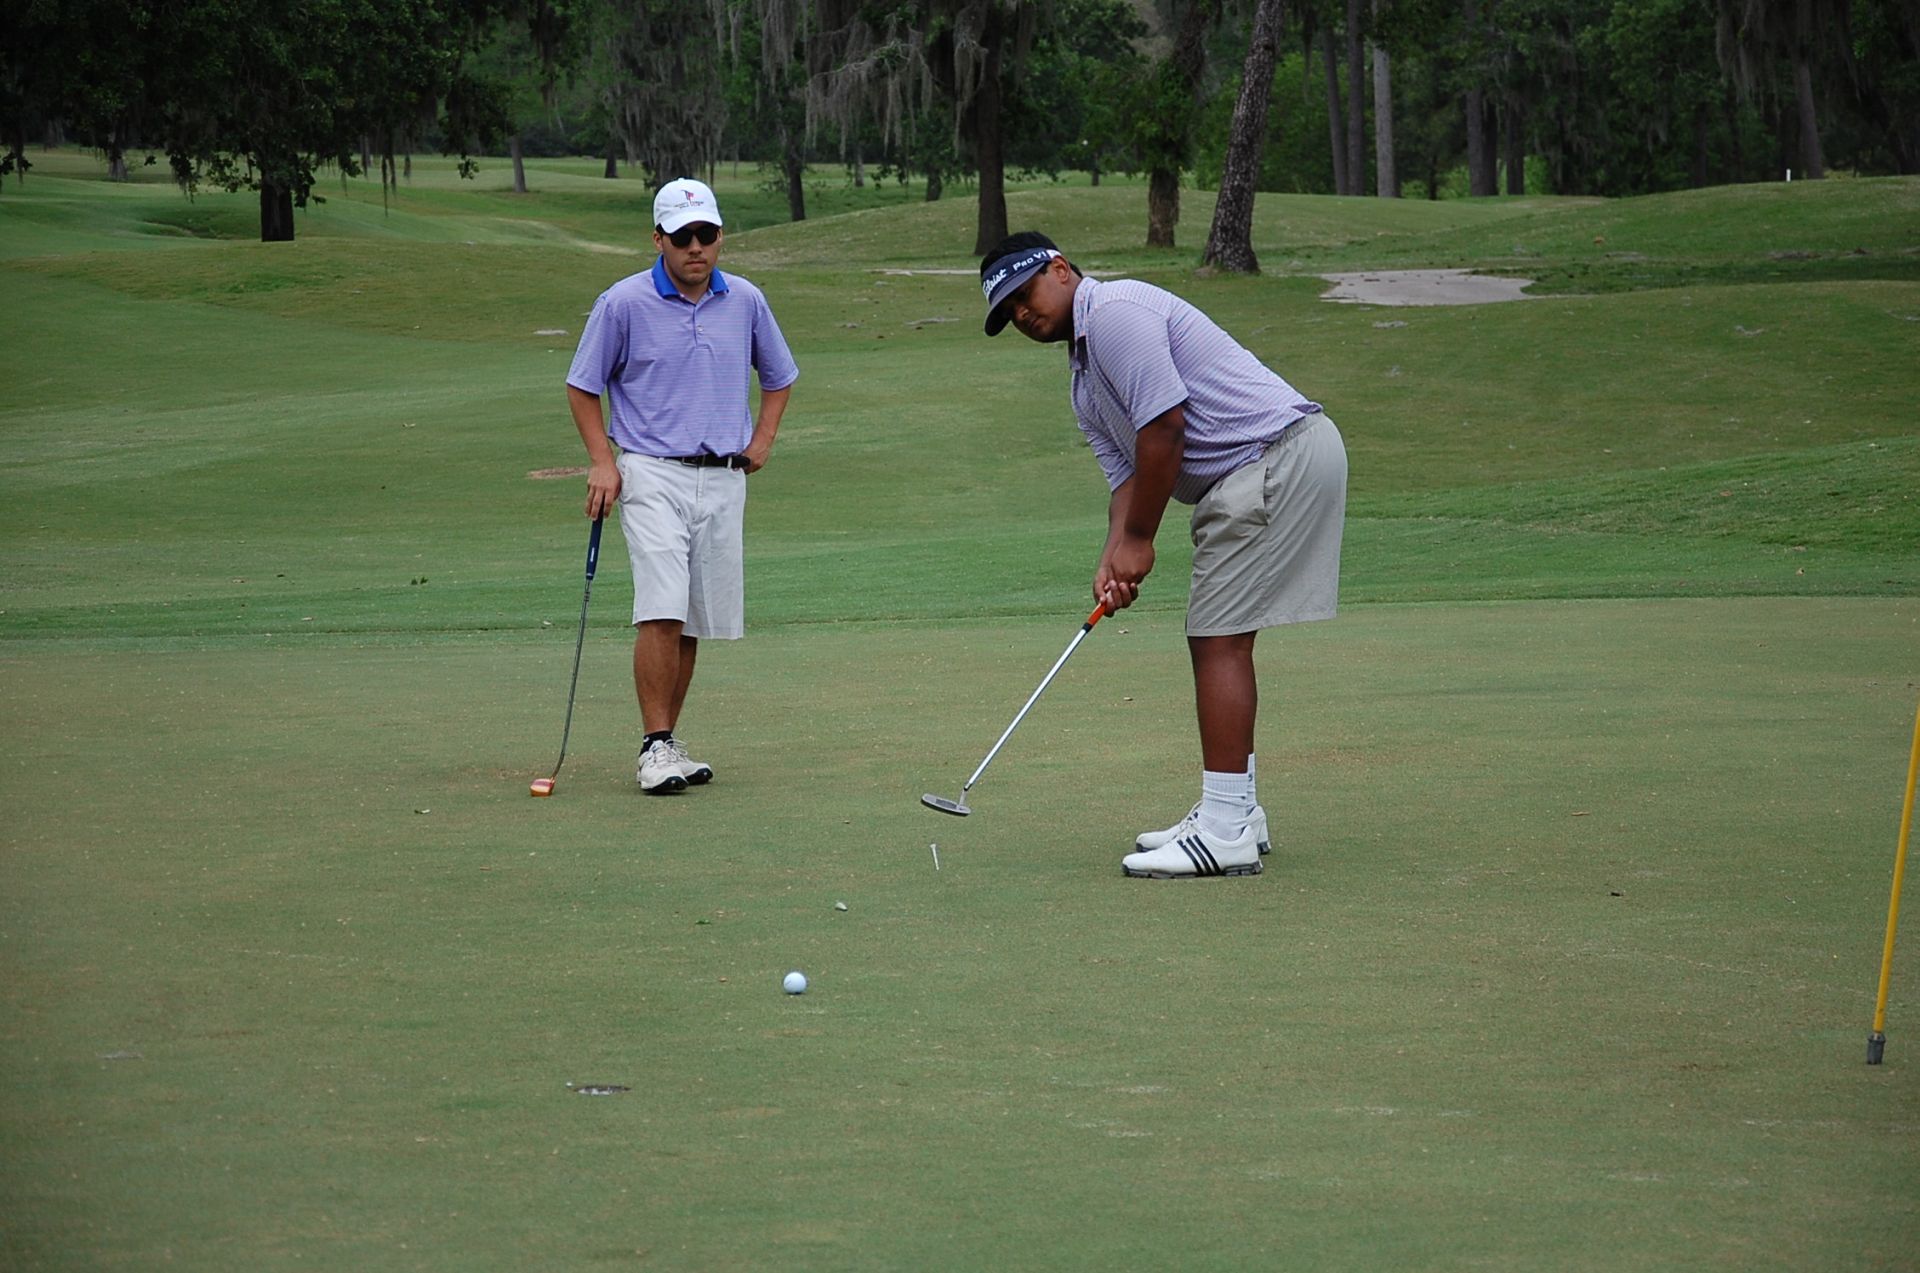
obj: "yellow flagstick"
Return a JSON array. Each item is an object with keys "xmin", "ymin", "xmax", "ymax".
[{"xmin": 1868, "ymin": 699, "xmax": 1920, "ymax": 1065}]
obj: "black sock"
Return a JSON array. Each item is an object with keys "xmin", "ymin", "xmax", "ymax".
[{"xmin": 643, "ymin": 730, "xmax": 673, "ymax": 753}]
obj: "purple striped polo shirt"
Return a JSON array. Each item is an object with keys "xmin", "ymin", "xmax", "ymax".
[
  {"xmin": 1068, "ymin": 276, "xmax": 1321, "ymax": 504},
  {"xmin": 567, "ymin": 256, "xmax": 800, "ymax": 457}
]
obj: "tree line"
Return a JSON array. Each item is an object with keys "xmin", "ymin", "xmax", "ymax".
[{"xmin": 3, "ymin": 0, "xmax": 1915, "ymax": 265}]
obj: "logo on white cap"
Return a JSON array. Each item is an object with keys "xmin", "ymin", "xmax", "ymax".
[{"xmin": 653, "ymin": 179, "xmax": 723, "ymax": 234}]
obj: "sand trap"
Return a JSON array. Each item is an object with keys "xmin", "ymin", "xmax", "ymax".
[
  {"xmin": 1319, "ymin": 269, "xmax": 1535, "ymax": 306},
  {"xmin": 871, "ymin": 267, "xmax": 1532, "ymax": 306}
]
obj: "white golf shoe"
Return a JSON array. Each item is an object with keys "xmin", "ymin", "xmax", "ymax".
[
  {"xmin": 1135, "ymin": 803, "xmax": 1271, "ymax": 855},
  {"xmin": 1122, "ymin": 822, "xmax": 1263, "ymax": 879},
  {"xmin": 636, "ymin": 741, "xmax": 688, "ymax": 794},
  {"xmin": 659, "ymin": 736, "xmax": 714, "ymax": 786}
]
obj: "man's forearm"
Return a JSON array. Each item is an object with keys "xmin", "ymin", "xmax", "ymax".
[
  {"xmin": 568, "ymin": 384, "xmax": 622, "ymax": 520},
  {"xmin": 1104, "ymin": 480, "xmax": 1134, "ymax": 557},
  {"xmin": 567, "ymin": 386, "xmax": 618, "ymax": 465},
  {"xmin": 749, "ymin": 385, "xmax": 792, "ymax": 452}
]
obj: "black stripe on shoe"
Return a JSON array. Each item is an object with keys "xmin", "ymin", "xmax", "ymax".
[{"xmin": 1178, "ymin": 834, "xmax": 1221, "ymax": 876}]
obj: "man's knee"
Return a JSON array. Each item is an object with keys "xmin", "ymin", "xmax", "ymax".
[{"xmin": 1188, "ymin": 631, "xmax": 1257, "ymax": 663}]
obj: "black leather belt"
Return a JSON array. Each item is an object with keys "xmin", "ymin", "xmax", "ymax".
[{"xmin": 667, "ymin": 454, "xmax": 747, "ymax": 470}]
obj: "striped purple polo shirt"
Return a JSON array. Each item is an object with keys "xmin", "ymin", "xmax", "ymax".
[
  {"xmin": 567, "ymin": 256, "xmax": 799, "ymax": 457},
  {"xmin": 1068, "ymin": 276, "xmax": 1320, "ymax": 504}
]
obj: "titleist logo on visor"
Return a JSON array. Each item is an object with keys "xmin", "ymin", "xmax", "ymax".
[{"xmin": 982, "ymin": 249, "xmax": 1059, "ymax": 300}]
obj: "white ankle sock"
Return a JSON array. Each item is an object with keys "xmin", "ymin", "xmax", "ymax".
[
  {"xmin": 1200, "ymin": 770, "xmax": 1252, "ymax": 839},
  {"xmin": 1247, "ymin": 754, "xmax": 1259, "ymax": 809}
]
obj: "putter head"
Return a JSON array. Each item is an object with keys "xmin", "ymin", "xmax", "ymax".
[
  {"xmin": 921, "ymin": 793, "xmax": 971, "ymax": 817},
  {"xmin": 530, "ymin": 778, "xmax": 555, "ymax": 798}
]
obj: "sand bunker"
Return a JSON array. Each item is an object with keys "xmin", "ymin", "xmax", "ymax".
[{"xmin": 1319, "ymin": 269, "xmax": 1535, "ymax": 306}]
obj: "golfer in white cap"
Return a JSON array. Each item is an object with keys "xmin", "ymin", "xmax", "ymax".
[{"xmin": 565, "ymin": 179, "xmax": 800, "ymax": 795}]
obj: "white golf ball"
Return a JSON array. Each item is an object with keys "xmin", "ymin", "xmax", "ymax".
[{"xmin": 782, "ymin": 970, "xmax": 808, "ymax": 995}]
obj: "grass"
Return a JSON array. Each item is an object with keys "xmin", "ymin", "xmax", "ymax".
[
  {"xmin": 4, "ymin": 604, "xmax": 1917, "ymax": 1270},
  {"xmin": 2, "ymin": 152, "xmax": 1918, "ymax": 1270}
]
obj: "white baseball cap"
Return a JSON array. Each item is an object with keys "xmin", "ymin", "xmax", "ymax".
[{"xmin": 652, "ymin": 178, "xmax": 723, "ymax": 234}]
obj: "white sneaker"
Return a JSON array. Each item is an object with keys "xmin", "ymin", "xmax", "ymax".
[
  {"xmin": 657, "ymin": 736, "xmax": 714, "ymax": 786},
  {"xmin": 1135, "ymin": 803, "xmax": 1271, "ymax": 855},
  {"xmin": 1122, "ymin": 823, "xmax": 1263, "ymax": 879},
  {"xmin": 636, "ymin": 742, "xmax": 688, "ymax": 794}
]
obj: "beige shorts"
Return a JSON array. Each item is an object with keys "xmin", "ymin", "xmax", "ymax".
[
  {"xmin": 1186, "ymin": 413, "xmax": 1348, "ymax": 637},
  {"xmin": 615, "ymin": 453, "xmax": 746, "ymax": 639}
]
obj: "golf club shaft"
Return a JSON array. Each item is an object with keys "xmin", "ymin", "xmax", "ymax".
[
  {"xmin": 550, "ymin": 515, "xmax": 604, "ymax": 778},
  {"xmin": 964, "ymin": 603, "xmax": 1108, "ymax": 792}
]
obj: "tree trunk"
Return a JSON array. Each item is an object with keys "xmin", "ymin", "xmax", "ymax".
[
  {"xmin": 1790, "ymin": 53, "xmax": 1824, "ymax": 178},
  {"xmin": 853, "ymin": 140, "xmax": 865, "ymax": 188},
  {"xmin": 1322, "ymin": 31, "xmax": 1348, "ymax": 194},
  {"xmin": 926, "ymin": 167, "xmax": 943, "ymax": 202},
  {"xmin": 107, "ymin": 140, "xmax": 129, "ymax": 182},
  {"xmin": 1202, "ymin": 0, "xmax": 1286, "ymax": 272},
  {"xmin": 970, "ymin": 9, "xmax": 1008, "ymax": 257},
  {"xmin": 1145, "ymin": 0, "xmax": 1221, "ymax": 246},
  {"xmin": 1691, "ymin": 103, "xmax": 1710, "ymax": 187},
  {"xmin": 510, "ymin": 134, "xmax": 528, "ymax": 194},
  {"xmin": 1466, "ymin": 87, "xmax": 1495, "ymax": 194},
  {"xmin": 604, "ymin": 137, "xmax": 618, "ymax": 179},
  {"xmin": 1344, "ymin": 0, "xmax": 1366, "ymax": 194},
  {"xmin": 1147, "ymin": 168, "xmax": 1180, "ymax": 246},
  {"xmin": 1463, "ymin": 0, "xmax": 1495, "ymax": 196},
  {"xmin": 1895, "ymin": 113, "xmax": 1920, "ymax": 175},
  {"xmin": 259, "ymin": 182, "xmax": 295, "ymax": 242},
  {"xmin": 783, "ymin": 125, "xmax": 807, "ymax": 221},
  {"xmin": 1502, "ymin": 98, "xmax": 1524, "ymax": 194},
  {"xmin": 1722, "ymin": 82, "xmax": 1745, "ymax": 180},
  {"xmin": 1768, "ymin": 94, "xmax": 1792, "ymax": 178},
  {"xmin": 1371, "ymin": 27, "xmax": 1396, "ymax": 197}
]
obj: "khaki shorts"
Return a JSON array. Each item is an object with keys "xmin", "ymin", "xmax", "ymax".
[
  {"xmin": 616, "ymin": 452, "xmax": 746, "ymax": 639},
  {"xmin": 1186, "ymin": 413, "xmax": 1347, "ymax": 637}
]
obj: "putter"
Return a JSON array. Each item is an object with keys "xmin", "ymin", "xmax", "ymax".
[
  {"xmin": 922, "ymin": 601, "xmax": 1109, "ymax": 816},
  {"xmin": 531, "ymin": 515, "xmax": 604, "ymax": 797}
]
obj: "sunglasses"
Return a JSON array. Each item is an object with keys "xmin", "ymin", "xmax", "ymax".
[{"xmin": 664, "ymin": 223, "xmax": 720, "ymax": 248}]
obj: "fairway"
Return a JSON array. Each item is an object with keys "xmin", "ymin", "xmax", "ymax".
[{"xmin": 4, "ymin": 156, "xmax": 1919, "ymax": 1270}]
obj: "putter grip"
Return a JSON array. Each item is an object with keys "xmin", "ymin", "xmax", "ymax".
[
  {"xmin": 585, "ymin": 515, "xmax": 604, "ymax": 580},
  {"xmin": 1085, "ymin": 601, "xmax": 1109, "ymax": 628}
]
